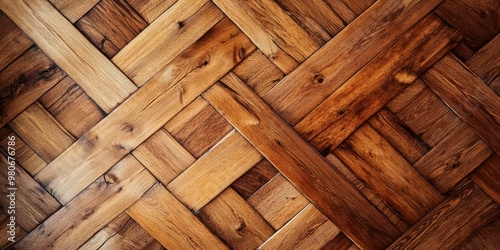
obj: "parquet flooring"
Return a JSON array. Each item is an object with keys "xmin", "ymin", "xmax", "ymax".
[{"xmin": 0, "ymin": 0, "xmax": 499, "ymax": 249}]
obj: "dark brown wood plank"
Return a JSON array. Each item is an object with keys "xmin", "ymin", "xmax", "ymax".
[
  {"xmin": 295, "ymin": 14, "xmax": 460, "ymax": 151},
  {"xmin": 423, "ymin": 54, "xmax": 500, "ymax": 154},
  {"xmin": 466, "ymin": 34, "xmax": 500, "ymax": 94},
  {"xmin": 263, "ymin": 0, "xmax": 446, "ymax": 125},
  {"xmin": 389, "ymin": 180, "xmax": 499, "ymax": 249},
  {"xmin": 204, "ymin": 73, "xmax": 400, "ymax": 249},
  {"xmin": 74, "ymin": 17, "xmax": 120, "ymax": 59},
  {"xmin": 231, "ymin": 159, "xmax": 279, "ymax": 199},
  {"xmin": 321, "ymin": 232, "xmax": 355, "ymax": 250},
  {"xmin": 471, "ymin": 154, "xmax": 500, "ymax": 203},
  {"xmin": 460, "ymin": 217, "xmax": 500, "ymax": 250}
]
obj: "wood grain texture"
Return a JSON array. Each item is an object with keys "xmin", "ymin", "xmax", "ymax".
[
  {"xmin": 231, "ymin": 159, "xmax": 279, "ymax": 199},
  {"xmin": 198, "ymin": 188, "xmax": 275, "ymax": 249},
  {"xmin": 14, "ymin": 155, "xmax": 156, "ymax": 249},
  {"xmin": 0, "ymin": 11, "xmax": 32, "ymax": 71},
  {"xmin": 423, "ymin": 54, "xmax": 500, "ymax": 154},
  {"xmin": 263, "ymin": 0, "xmax": 445, "ymax": 125},
  {"xmin": 125, "ymin": 0, "xmax": 176, "ymax": 23},
  {"xmin": 0, "ymin": 128, "xmax": 46, "ymax": 175},
  {"xmin": 49, "ymin": 0, "xmax": 100, "ymax": 22},
  {"xmin": 471, "ymin": 154, "xmax": 500, "ymax": 203},
  {"xmin": 389, "ymin": 180, "xmax": 499, "ymax": 249},
  {"xmin": 127, "ymin": 184, "xmax": 228, "ymax": 249},
  {"xmin": 0, "ymin": 0, "xmax": 138, "ymax": 113},
  {"xmin": 168, "ymin": 131, "xmax": 262, "ymax": 211},
  {"xmin": 35, "ymin": 18, "xmax": 255, "ymax": 204},
  {"xmin": 204, "ymin": 73, "xmax": 400, "ymax": 249}
]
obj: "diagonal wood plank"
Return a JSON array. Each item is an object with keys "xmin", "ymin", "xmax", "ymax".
[
  {"xmin": 35, "ymin": 18, "xmax": 255, "ymax": 204},
  {"xmin": 423, "ymin": 54, "xmax": 500, "ymax": 154},
  {"xmin": 204, "ymin": 73, "xmax": 400, "ymax": 249},
  {"xmin": 0, "ymin": 0, "xmax": 137, "ymax": 113}
]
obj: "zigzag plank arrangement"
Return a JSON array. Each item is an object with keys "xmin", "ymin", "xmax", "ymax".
[{"xmin": 0, "ymin": 0, "xmax": 499, "ymax": 249}]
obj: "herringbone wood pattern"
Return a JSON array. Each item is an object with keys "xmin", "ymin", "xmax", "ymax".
[{"xmin": 0, "ymin": 0, "xmax": 499, "ymax": 249}]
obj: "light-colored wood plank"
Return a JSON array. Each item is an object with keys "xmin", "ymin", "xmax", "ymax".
[
  {"xmin": 247, "ymin": 174, "xmax": 309, "ymax": 230},
  {"xmin": 389, "ymin": 180, "xmax": 499, "ymax": 249},
  {"xmin": 414, "ymin": 122, "xmax": 494, "ymax": 193},
  {"xmin": 423, "ymin": 54, "xmax": 500, "ymax": 154},
  {"xmin": 0, "ymin": 127, "xmax": 46, "ymax": 176},
  {"xmin": 295, "ymin": 14, "xmax": 460, "ymax": 151},
  {"xmin": 15, "ymin": 155, "xmax": 157, "ymax": 249},
  {"xmin": 334, "ymin": 124, "xmax": 443, "ymax": 225},
  {"xmin": 125, "ymin": 0, "xmax": 176, "ymax": 23},
  {"xmin": 260, "ymin": 204, "xmax": 340, "ymax": 250},
  {"xmin": 0, "ymin": 47, "xmax": 66, "ymax": 127},
  {"xmin": 263, "ymin": 0, "xmax": 445, "ymax": 125},
  {"xmin": 0, "ymin": 0, "xmax": 138, "ymax": 113},
  {"xmin": 204, "ymin": 73, "xmax": 400, "ymax": 249},
  {"xmin": 112, "ymin": 0, "xmax": 222, "ymax": 85},
  {"xmin": 79, "ymin": 213, "xmax": 131, "ymax": 250},
  {"xmin": 198, "ymin": 188, "xmax": 275, "ymax": 249},
  {"xmin": 35, "ymin": 18, "xmax": 255, "ymax": 204},
  {"xmin": 213, "ymin": 0, "xmax": 320, "ymax": 73},
  {"xmin": 127, "ymin": 184, "xmax": 228, "ymax": 249},
  {"xmin": 168, "ymin": 131, "xmax": 262, "ymax": 211},
  {"xmin": 0, "ymin": 11, "xmax": 32, "ymax": 71},
  {"xmin": 0, "ymin": 150, "xmax": 61, "ymax": 231},
  {"xmin": 133, "ymin": 129, "xmax": 195, "ymax": 185},
  {"xmin": 49, "ymin": 0, "xmax": 100, "ymax": 22},
  {"xmin": 9, "ymin": 103, "xmax": 75, "ymax": 162},
  {"xmin": 471, "ymin": 154, "xmax": 500, "ymax": 203}
]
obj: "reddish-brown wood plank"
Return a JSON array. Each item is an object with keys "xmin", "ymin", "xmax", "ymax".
[
  {"xmin": 263, "ymin": 0, "xmax": 446, "ymax": 125},
  {"xmin": 231, "ymin": 159, "xmax": 279, "ymax": 199},
  {"xmin": 466, "ymin": 34, "xmax": 500, "ymax": 94},
  {"xmin": 204, "ymin": 73, "xmax": 400, "ymax": 249},
  {"xmin": 389, "ymin": 180, "xmax": 499, "ymax": 249},
  {"xmin": 471, "ymin": 154, "xmax": 500, "ymax": 203},
  {"xmin": 0, "ymin": 11, "xmax": 32, "ymax": 71},
  {"xmin": 423, "ymin": 54, "xmax": 500, "ymax": 154}
]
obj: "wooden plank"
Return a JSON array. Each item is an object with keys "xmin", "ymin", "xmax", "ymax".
[
  {"xmin": 204, "ymin": 73, "xmax": 400, "ymax": 249},
  {"xmin": 74, "ymin": 17, "xmax": 121, "ymax": 59},
  {"xmin": 39, "ymin": 77, "xmax": 105, "ymax": 138},
  {"xmin": 369, "ymin": 108, "xmax": 429, "ymax": 164},
  {"xmin": 260, "ymin": 204, "xmax": 340, "ymax": 249},
  {"xmin": 460, "ymin": 217, "xmax": 500, "ymax": 250},
  {"xmin": 133, "ymin": 129, "xmax": 195, "ymax": 185},
  {"xmin": 0, "ymin": 47, "xmax": 66, "ymax": 127},
  {"xmin": 231, "ymin": 159, "xmax": 279, "ymax": 199},
  {"xmin": 198, "ymin": 188, "xmax": 275, "ymax": 249},
  {"xmin": 82, "ymin": 0, "xmax": 147, "ymax": 49},
  {"xmin": 414, "ymin": 123, "xmax": 494, "ymax": 193},
  {"xmin": 323, "ymin": 0, "xmax": 356, "ymax": 24},
  {"xmin": 35, "ymin": 18, "xmax": 255, "ymax": 204},
  {"xmin": 334, "ymin": 124, "xmax": 443, "ymax": 225},
  {"xmin": 0, "ymin": 127, "xmax": 46, "ymax": 176},
  {"xmin": 423, "ymin": 54, "xmax": 500, "ymax": 154},
  {"xmin": 0, "ymin": 216, "xmax": 27, "ymax": 249},
  {"xmin": 389, "ymin": 180, "xmax": 499, "ymax": 249},
  {"xmin": 126, "ymin": 184, "xmax": 228, "ymax": 249},
  {"xmin": 49, "ymin": 0, "xmax": 100, "ymax": 22},
  {"xmin": 125, "ymin": 0, "xmax": 176, "ymax": 23},
  {"xmin": 386, "ymin": 79, "xmax": 426, "ymax": 113},
  {"xmin": 471, "ymin": 154, "xmax": 500, "ymax": 203},
  {"xmin": 0, "ymin": 11, "xmax": 32, "ymax": 71},
  {"xmin": 466, "ymin": 34, "xmax": 500, "ymax": 94},
  {"xmin": 15, "ymin": 155, "xmax": 157, "ymax": 249},
  {"xmin": 247, "ymin": 174, "xmax": 309, "ymax": 230},
  {"xmin": 295, "ymin": 14, "xmax": 460, "ymax": 151},
  {"xmin": 112, "ymin": 0, "xmax": 222, "ymax": 85},
  {"xmin": 232, "ymin": 50, "xmax": 285, "ymax": 96},
  {"xmin": 263, "ymin": 0, "xmax": 445, "ymax": 125},
  {"xmin": 0, "ymin": 0, "xmax": 137, "ymax": 113},
  {"xmin": 79, "ymin": 213, "xmax": 131, "ymax": 250},
  {"xmin": 321, "ymin": 233, "xmax": 355, "ymax": 250},
  {"xmin": 9, "ymin": 103, "xmax": 75, "ymax": 162},
  {"xmin": 0, "ymin": 150, "xmax": 61, "ymax": 231},
  {"xmin": 165, "ymin": 97, "xmax": 233, "ymax": 158},
  {"xmin": 395, "ymin": 87, "xmax": 462, "ymax": 147},
  {"xmin": 167, "ymin": 131, "xmax": 262, "ymax": 211},
  {"xmin": 213, "ymin": 0, "xmax": 320, "ymax": 73}
]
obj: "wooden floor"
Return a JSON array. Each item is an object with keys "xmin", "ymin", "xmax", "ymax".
[{"xmin": 0, "ymin": 0, "xmax": 499, "ymax": 249}]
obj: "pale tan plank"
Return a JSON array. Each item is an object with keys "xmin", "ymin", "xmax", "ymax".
[
  {"xmin": 9, "ymin": 103, "xmax": 75, "ymax": 162},
  {"xmin": 127, "ymin": 184, "xmax": 228, "ymax": 249},
  {"xmin": 113, "ymin": 0, "xmax": 222, "ymax": 85},
  {"xmin": 79, "ymin": 213, "xmax": 131, "ymax": 250},
  {"xmin": 133, "ymin": 129, "xmax": 195, "ymax": 185},
  {"xmin": 0, "ymin": 0, "xmax": 137, "ymax": 113},
  {"xmin": 213, "ymin": 0, "xmax": 320, "ymax": 73},
  {"xmin": 247, "ymin": 174, "xmax": 309, "ymax": 230},
  {"xmin": 125, "ymin": 0, "xmax": 176, "ymax": 23},
  {"xmin": 168, "ymin": 131, "xmax": 262, "ymax": 211},
  {"xmin": 263, "ymin": 0, "xmax": 445, "ymax": 125},
  {"xmin": 423, "ymin": 54, "xmax": 500, "ymax": 154},
  {"xmin": 35, "ymin": 18, "xmax": 255, "ymax": 204},
  {"xmin": 49, "ymin": 0, "xmax": 100, "ymax": 22},
  {"xmin": 260, "ymin": 204, "xmax": 340, "ymax": 250},
  {"xmin": 204, "ymin": 73, "xmax": 400, "ymax": 249},
  {"xmin": 389, "ymin": 180, "xmax": 499, "ymax": 249},
  {"xmin": 15, "ymin": 155, "xmax": 157, "ymax": 249},
  {"xmin": 198, "ymin": 188, "xmax": 275, "ymax": 249},
  {"xmin": 98, "ymin": 216, "xmax": 165, "ymax": 250}
]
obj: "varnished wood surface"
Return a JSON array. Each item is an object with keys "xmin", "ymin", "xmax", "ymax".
[{"xmin": 0, "ymin": 0, "xmax": 498, "ymax": 249}]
